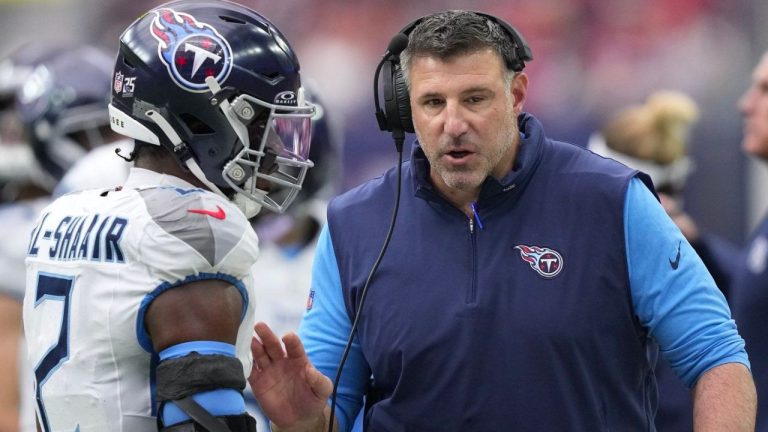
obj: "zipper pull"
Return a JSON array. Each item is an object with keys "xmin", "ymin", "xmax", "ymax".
[
  {"xmin": 469, "ymin": 217, "xmax": 474, "ymax": 234},
  {"xmin": 470, "ymin": 202, "xmax": 484, "ymax": 231}
]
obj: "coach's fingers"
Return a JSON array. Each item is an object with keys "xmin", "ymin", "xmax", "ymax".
[
  {"xmin": 282, "ymin": 332, "xmax": 308, "ymax": 360},
  {"xmin": 305, "ymin": 362, "xmax": 333, "ymax": 401},
  {"xmin": 254, "ymin": 322, "xmax": 285, "ymax": 363},
  {"xmin": 251, "ymin": 326, "xmax": 271, "ymax": 370}
]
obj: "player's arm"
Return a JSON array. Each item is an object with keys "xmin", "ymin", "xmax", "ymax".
[{"xmin": 145, "ymin": 278, "xmax": 256, "ymax": 432}]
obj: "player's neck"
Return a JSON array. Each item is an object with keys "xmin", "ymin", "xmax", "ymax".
[{"xmin": 135, "ymin": 158, "xmax": 209, "ymax": 191}]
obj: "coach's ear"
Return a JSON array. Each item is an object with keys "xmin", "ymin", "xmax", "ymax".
[{"xmin": 511, "ymin": 72, "xmax": 528, "ymax": 115}]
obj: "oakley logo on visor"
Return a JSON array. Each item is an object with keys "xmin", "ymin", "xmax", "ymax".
[{"xmin": 274, "ymin": 91, "xmax": 297, "ymax": 106}]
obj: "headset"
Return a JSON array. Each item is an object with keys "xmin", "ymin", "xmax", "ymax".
[
  {"xmin": 373, "ymin": 11, "xmax": 534, "ymax": 151},
  {"xmin": 327, "ymin": 11, "xmax": 534, "ymax": 432}
]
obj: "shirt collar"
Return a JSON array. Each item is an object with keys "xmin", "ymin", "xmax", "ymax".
[{"xmin": 123, "ymin": 167, "xmax": 201, "ymax": 191}]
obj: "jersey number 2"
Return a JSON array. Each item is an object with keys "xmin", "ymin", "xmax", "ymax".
[{"xmin": 32, "ymin": 273, "xmax": 74, "ymax": 432}]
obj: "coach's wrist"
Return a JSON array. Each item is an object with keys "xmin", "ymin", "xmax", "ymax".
[{"xmin": 270, "ymin": 410, "xmax": 331, "ymax": 432}]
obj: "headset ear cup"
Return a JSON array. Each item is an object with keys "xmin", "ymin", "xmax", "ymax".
[
  {"xmin": 393, "ymin": 66, "xmax": 414, "ymax": 133},
  {"xmin": 381, "ymin": 60, "xmax": 397, "ymax": 132},
  {"xmin": 382, "ymin": 60, "xmax": 414, "ymax": 134}
]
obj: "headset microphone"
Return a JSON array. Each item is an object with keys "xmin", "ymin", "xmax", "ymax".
[{"xmin": 387, "ymin": 33, "xmax": 409, "ymax": 58}]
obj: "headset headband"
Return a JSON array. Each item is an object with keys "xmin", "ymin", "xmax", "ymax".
[{"xmin": 395, "ymin": 11, "xmax": 533, "ymax": 72}]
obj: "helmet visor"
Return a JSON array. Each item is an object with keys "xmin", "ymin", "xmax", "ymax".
[
  {"xmin": 272, "ymin": 113, "xmax": 312, "ymax": 161},
  {"xmin": 222, "ymin": 93, "xmax": 315, "ymax": 213}
]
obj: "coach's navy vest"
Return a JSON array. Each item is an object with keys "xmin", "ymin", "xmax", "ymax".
[{"xmin": 327, "ymin": 114, "xmax": 657, "ymax": 431}]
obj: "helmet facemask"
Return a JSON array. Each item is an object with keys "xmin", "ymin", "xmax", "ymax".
[{"xmin": 206, "ymin": 77, "xmax": 314, "ymax": 216}]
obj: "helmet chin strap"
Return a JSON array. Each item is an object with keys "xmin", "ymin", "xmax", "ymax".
[
  {"xmin": 144, "ymin": 110, "xmax": 224, "ymax": 192},
  {"xmin": 232, "ymin": 178, "xmax": 265, "ymax": 219},
  {"xmin": 144, "ymin": 109, "xmax": 263, "ymax": 217}
]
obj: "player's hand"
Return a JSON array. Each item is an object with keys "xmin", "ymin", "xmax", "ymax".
[{"xmin": 248, "ymin": 322, "xmax": 332, "ymax": 430}]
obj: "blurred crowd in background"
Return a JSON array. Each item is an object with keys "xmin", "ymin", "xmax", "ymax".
[{"xmin": 1, "ymin": 0, "xmax": 767, "ymax": 243}]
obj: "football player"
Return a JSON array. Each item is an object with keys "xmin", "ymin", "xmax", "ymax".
[{"xmin": 23, "ymin": 1, "xmax": 315, "ymax": 431}]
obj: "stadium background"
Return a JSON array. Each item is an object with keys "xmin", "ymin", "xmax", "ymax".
[{"xmin": 1, "ymin": 0, "xmax": 767, "ymax": 244}]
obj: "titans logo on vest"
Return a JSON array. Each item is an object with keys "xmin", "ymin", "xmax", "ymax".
[{"xmin": 515, "ymin": 244, "xmax": 564, "ymax": 278}]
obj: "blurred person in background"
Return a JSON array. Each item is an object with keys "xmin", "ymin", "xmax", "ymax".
[
  {"xmin": 663, "ymin": 50, "xmax": 768, "ymax": 431},
  {"xmin": 248, "ymin": 10, "xmax": 755, "ymax": 431},
  {"xmin": 587, "ymin": 90, "xmax": 698, "ymax": 203},
  {"xmin": 0, "ymin": 41, "xmax": 56, "ymax": 432},
  {"xmin": 0, "ymin": 41, "xmax": 65, "ymax": 204},
  {"xmin": 588, "ymin": 90, "xmax": 702, "ymax": 431},
  {"xmin": 0, "ymin": 41, "xmax": 118, "ymax": 432}
]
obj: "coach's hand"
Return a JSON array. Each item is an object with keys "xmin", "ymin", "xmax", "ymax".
[{"xmin": 249, "ymin": 322, "xmax": 335, "ymax": 432}]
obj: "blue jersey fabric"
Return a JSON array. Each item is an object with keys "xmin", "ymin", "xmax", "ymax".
[{"xmin": 299, "ymin": 114, "xmax": 748, "ymax": 431}]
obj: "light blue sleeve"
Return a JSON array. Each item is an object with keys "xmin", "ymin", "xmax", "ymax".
[
  {"xmin": 624, "ymin": 177, "xmax": 749, "ymax": 388},
  {"xmin": 298, "ymin": 224, "xmax": 368, "ymax": 432}
]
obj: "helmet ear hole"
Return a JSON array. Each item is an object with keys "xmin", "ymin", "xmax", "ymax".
[
  {"xmin": 261, "ymin": 71, "xmax": 281, "ymax": 80},
  {"xmin": 179, "ymin": 113, "xmax": 214, "ymax": 135},
  {"xmin": 121, "ymin": 56, "xmax": 135, "ymax": 69},
  {"xmin": 219, "ymin": 15, "xmax": 247, "ymax": 25}
]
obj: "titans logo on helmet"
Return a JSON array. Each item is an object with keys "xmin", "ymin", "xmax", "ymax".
[{"xmin": 150, "ymin": 8, "xmax": 233, "ymax": 92}]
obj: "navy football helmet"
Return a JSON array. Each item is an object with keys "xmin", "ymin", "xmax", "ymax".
[
  {"xmin": 15, "ymin": 45, "xmax": 113, "ymax": 187},
  {"xmin": 0, "ymin": 41, "xmax": 68, "ymax": 183},
  {"xmin": 108, "ymin": 0, "xmax": 315, "ymax": 216}
]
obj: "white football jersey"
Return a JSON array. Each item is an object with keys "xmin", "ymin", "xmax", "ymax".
[
  {"xmin": 246, "ymin": 236, "xmax": 317, "ymax": 432},
  {"xmin": 251, "ymin": 237, "xmax": 317, "ymax": 339},
  {"xmin": 23, "ymin": 168, "xmax": 259, "ymax": 432},
  {"xmin": 0, "ymin": 198, "xmax": 52, "ymax": 301},
  {"xmin": 250, "ymin": 198, "xmax": 327, "ymax": 338},
  {"xmin": 246, "ymin": 200, "xmax": 326, "ymax": 432}
]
